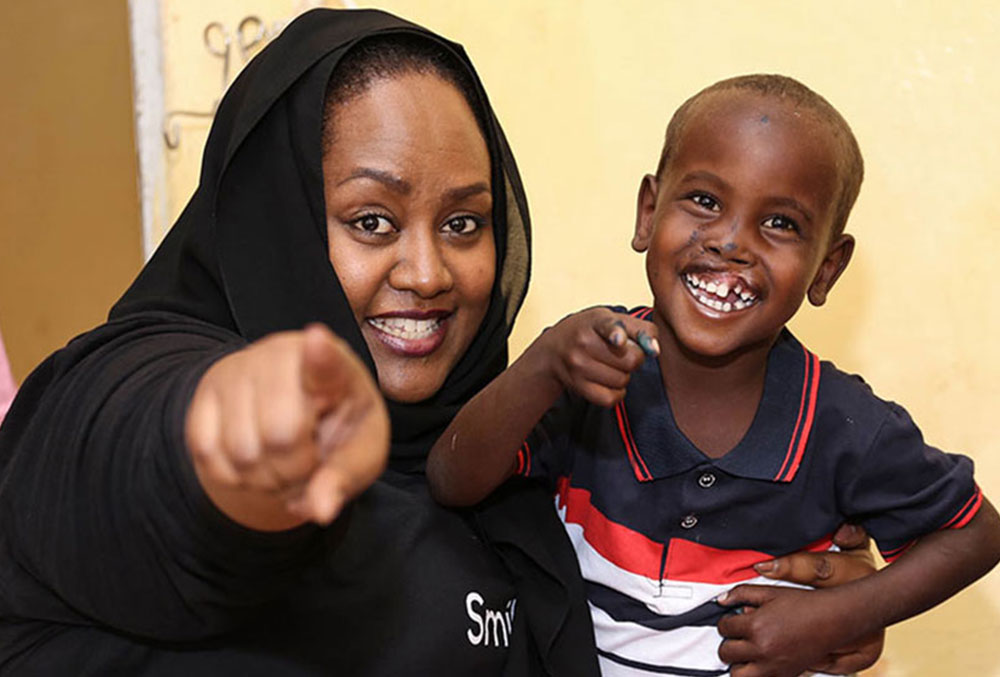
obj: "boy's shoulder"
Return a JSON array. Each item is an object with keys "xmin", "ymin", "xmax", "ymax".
[{"xmin": 785, "ymin": 332, "xmax": 916, "ymax": 447}]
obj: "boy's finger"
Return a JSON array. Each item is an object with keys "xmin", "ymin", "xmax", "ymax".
[
  {"xmin": 615, "ymin": 316, "xmax": 661, "ymax": 357},
  {"xmin": 594, "ymin": 316, "xmax": 629, "ymax": 350}
]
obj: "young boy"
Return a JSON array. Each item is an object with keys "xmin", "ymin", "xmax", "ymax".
[{"xmin": 427, "ymin": 74, "xmax": 1000, "ymax": 676}]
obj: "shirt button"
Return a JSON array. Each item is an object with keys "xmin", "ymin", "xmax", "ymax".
[
  {"xmin": 680, "ymin": 514, "xmax": 698, "ymax": 529},
  {"xmin": 698, "ymin": 472, "xmax": 716, "ymax": 488}
]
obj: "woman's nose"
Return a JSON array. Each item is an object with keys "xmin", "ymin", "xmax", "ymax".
[{"xmin": 388, "ymin": 227, "xmax": 454, "ymax": 298}]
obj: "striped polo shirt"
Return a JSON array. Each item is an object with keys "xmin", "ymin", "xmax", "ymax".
[{"xmin": 516, "ymin": 310, "xmax": 981, "ymax": 676}]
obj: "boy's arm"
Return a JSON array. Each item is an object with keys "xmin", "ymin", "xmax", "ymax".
[
  {"xmin": 427, "ymin": 308, "xmax": 656, "ymax": 507},
  {"xmin": 717, "ymin": 498, "xmax": 1000, "ymax": 677}
]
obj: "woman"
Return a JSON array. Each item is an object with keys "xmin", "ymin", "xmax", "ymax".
[{"xmin": 0, "ymin": 9, "xmax": 878, "ymax": 676}]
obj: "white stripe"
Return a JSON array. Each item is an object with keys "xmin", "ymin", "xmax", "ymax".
[{"xmin": 591, "ymin": 603, "xmax": 727, "ymax": 673}]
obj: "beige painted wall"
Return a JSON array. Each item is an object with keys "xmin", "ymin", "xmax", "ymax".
[
  {"xmin": 0, "ymin": 2, "xmax": 142, "ymax": 381},
  {"xmin": 4, "ymin": 0, "xmax": 998, "ymax": 674}
]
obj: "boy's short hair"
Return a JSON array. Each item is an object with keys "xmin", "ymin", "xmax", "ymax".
[{"xmin": 655, "ymin": 74, "xmax": 864, "ymax": 237}]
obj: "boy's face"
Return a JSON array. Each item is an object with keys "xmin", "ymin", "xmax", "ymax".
[{"xmin": 633, "ymin": 91, "xmax": 854, "ymax": 360}]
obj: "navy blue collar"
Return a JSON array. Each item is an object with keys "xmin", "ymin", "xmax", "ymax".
[{"xmin": 615, "ymin": 326, "xmax": 820, "ymax": 483}]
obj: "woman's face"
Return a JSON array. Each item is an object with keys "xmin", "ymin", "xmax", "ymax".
[{"xmin": 323, "ymin": 72, "xmax": 496, "ymax": 403}]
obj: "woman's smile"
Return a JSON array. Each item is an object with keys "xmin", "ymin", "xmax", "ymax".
[{"xmin": 366, "ymin": 310, "xmax": 452, "ymax": 357}]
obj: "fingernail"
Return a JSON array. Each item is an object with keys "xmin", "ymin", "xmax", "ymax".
[
  {"xmin": 754, "ymin": 560, "xmax": 777, "ymax": 574},
  {"xmin": 636, "ymin": 332, "xmax": 657, "ymax": 357},
  {"xmin": 612, "ymin": 331, "xmax": 625, "ymax": 346},
  {"xmin": 716, "ymin": 591, "xmax": 729, "ymax": 604}
]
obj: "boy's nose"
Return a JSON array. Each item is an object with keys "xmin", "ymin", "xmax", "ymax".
[
  {"xmin": 388, "ymin": 227, "xmax": 455, "ymax": 298},
  {"xmin": 702, "ymin": 218, "xmax": 754, "ymax": 266}
]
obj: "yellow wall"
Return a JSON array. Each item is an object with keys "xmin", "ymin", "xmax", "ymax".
[{"xmin": 0, "ymin": 3, "xmax": 142, "ymax": 381}]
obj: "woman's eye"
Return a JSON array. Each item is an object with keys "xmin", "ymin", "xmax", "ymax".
[
  {"xmin": 349, "ymin": 214, "xmax": 394, "ymax": 235},
  {"xmin": 442, "ymin": 216, "xmax": 483, "ymax": 235},
  {"xmin": 689, "ymin": 194, "xmax": 720, "ymax": 211},
  {"xmin": 762, "ymin": 215, "xmax": 799, "ymax": 232}
]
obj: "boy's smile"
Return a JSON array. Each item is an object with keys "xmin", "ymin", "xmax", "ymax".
[{"xmin": 633, "ymin": 90, "xmax": 854, "ymax": 362}]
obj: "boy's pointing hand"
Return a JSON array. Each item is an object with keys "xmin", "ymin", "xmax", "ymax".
[{"xmin": 539, "ymin": 308, "xmax": 658, "ymax": 408}]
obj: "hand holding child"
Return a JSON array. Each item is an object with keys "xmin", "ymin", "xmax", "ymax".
[{"xmin": 716, "ymin": 523, "xmax": 885, "ymax": 675}]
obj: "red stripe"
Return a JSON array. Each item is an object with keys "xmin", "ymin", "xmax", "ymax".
[
  {"xmin": 556, "ymin": 478, "xmax": 662, "ymax": 578},
  {"xmin": 619, "ymin": 401, "xmax": 652, "ymax": 481},
  {"xmin": 664, "ymin": 534, "xmax": 834, "ymax": 584},
  {"xmin": 774, "ymin": 347, "xmax": 811, "ymax": 480},
  {"xmin": 775, "ymin": 349, "xmax": 819, "ymax": 482},
  {"xmin": 629, "ymin": 306, "xmax": 650, "ymax": 318},
  {"xmin": 881, "ymin": 540, "xmax": 915, "ymax": 562},
  {"xmin": 943, "ymin": 486, "xmax": 983, "ymax": 529},
  {"xmin": 615, "ymin": 402, "xmax": 652, "ymax": 482},
  {"xmin": 781, "ymin": 351, "xmax": 820, "ymax": 481},
  {"xmin": 556, "ymin": 478, "xmax": 833, "ymax": 583},
  {"xmin": 515, "ymin": 441, "xmax": 531, "ymax": 476}
]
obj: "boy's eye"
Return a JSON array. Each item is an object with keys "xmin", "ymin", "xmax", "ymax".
[
  {"xmin": 442, "ymin": 215, "xmax": 484, "ymax": 235},
  {"xmin": 762, "ymin": 215, "xmax": 799, "ymax": 232},
  {"xmin": 349, "ymin": 213, "xmax": 394, "ymax": 235},
  {"xmin": 689, "ymin": 194, "xmax": 720, "ymax": 211}
]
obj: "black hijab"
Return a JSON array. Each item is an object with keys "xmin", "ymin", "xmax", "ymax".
[{"xmin": 111, "ymin": 8, "xmax": 531, "ymax": 473}]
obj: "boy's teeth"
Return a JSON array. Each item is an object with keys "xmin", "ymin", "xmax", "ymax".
[
  {"xmin": 369, "ymin": 316, "xmax": 442, "ymax": 340},
  {"xmin": 684, "ymin": 273, "xmax": 757, "ymax": 314}
]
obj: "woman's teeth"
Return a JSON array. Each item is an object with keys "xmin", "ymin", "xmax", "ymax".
[
  {"xmin": 368, "ymin": 317, "xmax": 442, "ymax": 340},
  {"xmin": 684, "ymin": 273, "xmax": 757, "ymax": 313}
]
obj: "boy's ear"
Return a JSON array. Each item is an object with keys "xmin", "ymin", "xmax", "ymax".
[
  {"xmin": 808, "ymin": 233, "xmax": 855, "ymax": 306},
  {"xmin": 632, "ymin": 174, "xmax": 659, "ymax": 252}
]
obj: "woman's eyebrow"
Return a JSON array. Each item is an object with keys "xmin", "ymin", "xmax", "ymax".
[
  {"xmin": 446, "ymin": 182, "xmax": 491, "ymax": 202},
  {"xmin": 338, "ymin": 167, "xmax": 411, "ymax": 193}
]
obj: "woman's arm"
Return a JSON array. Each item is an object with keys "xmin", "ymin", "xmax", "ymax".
[
  {"xmin": 427, "ymin": 308, "xmax": 656, "ymax": 506},
  {"xmin": 717, "ymin": 500, "xmax": 1000, "ymax": 676},
  {"xmin": 0, "ymin": 316, "xmax": 386, "ymax": 641}
]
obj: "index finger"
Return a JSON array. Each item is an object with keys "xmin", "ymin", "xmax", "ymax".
[
  {"xmin": 300, "ymin": 323, "xmax": 369, "ymax": 412},
  {"xmin": 595, "ymin": 314, "xmax": 660, "ymax": 357}
]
